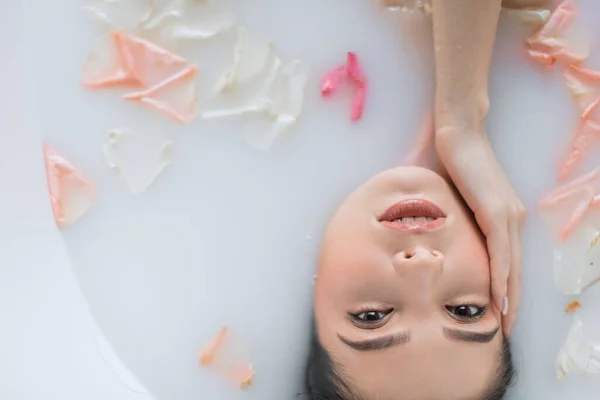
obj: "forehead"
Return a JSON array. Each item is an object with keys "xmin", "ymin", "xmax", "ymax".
[{"xmin": 334, "ymin": 333, "xmax": 502, "ymax": 400}]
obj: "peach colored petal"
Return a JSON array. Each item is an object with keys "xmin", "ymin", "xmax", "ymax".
[
  {"xmin": 83, "ymin": 31, "xmax": 189, "ymax": 91},
  {"xmin": 528, "ymin": 49, "xmax": 556, "ymax": 66},
  {"xmin": 199, "ymin": 327, "xmax": 228, "ymax": 366},
  {"xmin": 199, "ymin": 327, "xmax": 254, "ymax": 390},
  {"xmin": 541, "ymin": 166, "xmax": 600, "ymax": 208},
  {"xmin": 564, "ymin": 65, "xmax": 600, "ymax": 118},
  {"xmin": 82, "ymin": 33, "xmax": 137, "ymax": 89},
  {"xmin": 229, "ymin": 365, "xmax": 254, "ymax": 390},
  {"xmin": 540, "ymin": 168, "xmax": 600, "ymax": 241},
  {"xmin": 558, "ymin": 120, "xmax": 600, "ymax": 181},
  {"xmin": 526, "ymin": 0, "xmax": 589, "ymax": 67},
  {"xmin": 123, "ymin": 65, "xmax": 198, "ymax": 123},
  {"xmin": 44, "ymin": 144, "xmax": 95, "ymax": 227},
  {"xmin": 115, "ymin": 30, "xmax": 188, "ymax": 88},
  {"xmin": 565, "ymin": 300, "xmax": 582, "ymax": 313}
]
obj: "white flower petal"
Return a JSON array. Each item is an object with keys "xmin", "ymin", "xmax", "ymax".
[
  {"xmin": 214, "ymin": 27, "xmax": 273, "ymax": 93},
  {"xmin": 144, "ymin": 0, "xmax": 234, "ymax": 41},
  {"xmin": 83, "ymin": 0, "xmax": 154, "ymax": 31},
  {"xmin": 557, "ymin": 319, "xmax": 600, "ymax": 380},
  {"xmin": 104, "ymin": 128, "xmax": 172, "ymax": 194},
  {"xmin": 502, "ymin": 8, "xmax": 551, "ymax": 28},
  {"xmin": 554, "ymin": 222, "xmax": 600, "ymax": 295}
]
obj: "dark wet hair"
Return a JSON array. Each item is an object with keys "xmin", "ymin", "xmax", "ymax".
[{"xmin": 305, "ymin": 327, "xmax": 515, "ymax": 400}]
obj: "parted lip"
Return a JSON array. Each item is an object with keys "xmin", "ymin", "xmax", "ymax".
[{"xmin": 378, "ymin": 199, "xmax": 446, "ymax": 232}]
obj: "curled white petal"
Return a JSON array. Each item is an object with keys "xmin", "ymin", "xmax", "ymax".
[
  {"xmin": 144, "ymin": 0, "xmax": 234, "ymax": 41},
  {"xmin": 502, "ymin": 8, "xmax": 551, "ymax": 28},
  {"xmin": 103, "ymin": 128, "xmax": 172, "ymax": 194},
  {"xmin": 248, "ymin": 60, "xmax": 309, "ymax": 151},
  {"xmin": 557, "ymin": 319, "xmax": 600, "ymax": 380},
  {"xmin": 214, "ymin": 27, "xmax": 273, "ymax": 93},
  {"xmin": 83, "ymin": 0, "xmax": 154, "ymax": 31},
  {"xmin": 554, "ymin": 222, "xmax": 600, "ymax": 295}
]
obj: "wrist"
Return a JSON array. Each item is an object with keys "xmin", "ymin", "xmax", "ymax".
[{"xmin": 434, "ymin": 91, "xmax": 490, "ymax": 133}]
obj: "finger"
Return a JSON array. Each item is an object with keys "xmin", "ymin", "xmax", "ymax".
[
  {"xmin": 487, "ymin": 218, "xmax": 511, "ymax": 316},
  {"xmin": 504, "ymin": 217, "xmax": 523, "ymax": 338}
]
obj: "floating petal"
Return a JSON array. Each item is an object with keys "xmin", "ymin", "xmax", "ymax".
[
  {"xmin": 83, "ymin": 0, "xmax": 154, "ymax": 31},
  {"xmin": 199, "ymin": 327, "xmax": 254, "ymax": 390},
  {"xmin": 214, "ymin": 27, "xmax": 273, "ymax": 93},
  {"xmin": 557, "ymin": 319, "xmax": 600, "ymax": 380},
  {"xmin": 44, "ymin": 144, "xmax": 95, "ymax": 227},
  {"xmin": 123, "ymin": 65, "xmax": 198, "ymax": 123},
  {"xmin": 144, "ymin": 0, "xmax": 234, "ymax": 41},
  {"xmin": 527, "ymin": 0, "xmax": 589, "ymax": 66},
  {"xmin": 539, "ymin": 167, "xmax": 600, "ymax": 241},
  {"xmin": 103, "ymin": 128, "xmax": 172, "ymax": 193},
  {"xmin": 503, "ymin": 8, "xmax": 551, "ymax": 28}
]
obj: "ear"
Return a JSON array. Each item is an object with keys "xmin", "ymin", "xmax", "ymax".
[{"xmin": 402, "ymin": 110, "xmax": 449, "ymax": 180}]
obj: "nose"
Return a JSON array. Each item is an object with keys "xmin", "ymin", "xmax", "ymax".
[{"xmin": 392, "ymin": 246, "xmax": 444, "ymax": 276}]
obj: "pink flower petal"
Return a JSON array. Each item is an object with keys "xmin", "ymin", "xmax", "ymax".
[
  {"xmin": 558, "ymin": 120, "xmax": 600, "ymax": 181},
  {"xmin": 320, "ymin": 65, "xmax": 347, "ymax": 96},
  {"xmin": 540, "ymin": 167, "xmax": 600, "ymax": 241},
  {"xmin": 123, "ymin": 65, "xmax": 198, "ymax": 123},
  {"xmin": 526, "ymin": 0, "xmax": 589, "ymax": 67},
  {"xmin": 44, "ymin": 144, "xmax": 95, "ymax": 227},
  {"xmin": 351, "ymin": 84, "xmax": 367, "ymax": 122},
  {"xmin": 346, "ymin": 51, "xmax": 366, "ymax": 85}
]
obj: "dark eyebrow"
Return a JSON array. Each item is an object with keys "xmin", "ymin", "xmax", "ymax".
[
  {"xmin": 337, "ymin": 331, "xmax": 411, "ymax": 351},
  {"xmin": 443, "ymin": 327, "xmax": 500, "ymax": 343}
]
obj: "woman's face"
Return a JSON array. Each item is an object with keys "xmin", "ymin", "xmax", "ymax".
[{"xmin": 314, "ymin": 166, "xmax": 503, "ymax": 400}]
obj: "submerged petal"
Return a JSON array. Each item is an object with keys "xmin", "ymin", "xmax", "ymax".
[
  {"xmin": 103, "ymin": 128, "xmax": 172, "ymax": 193},
  {"xmin": 199, "ymin": 327, "xmax": 254, "ymax": 390},
  {"xmin": 44, "ymin": 144, "xmax": 95, "ymax": 227}
]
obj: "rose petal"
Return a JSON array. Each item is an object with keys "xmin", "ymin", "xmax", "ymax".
[
  {"xmin": 103, "ymin": 128, "xmax": 173, "ymax": 194},
  {"xmin": 83, "ymin": 0, "xmax": 154, "ymax": 31},
  {"xmin": 44, "ymin": 144, "xmax": 95, "ymax": 227},
  {"xmin": 123, "ymin": 65, "xmax": 198, "ymax": 123}
]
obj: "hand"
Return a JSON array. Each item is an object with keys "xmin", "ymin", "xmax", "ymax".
[{"xmin": 435, "ymin": 128, "xmax": 526, "ymax": 337}]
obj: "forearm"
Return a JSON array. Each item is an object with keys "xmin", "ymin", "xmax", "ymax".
[{"xmin": 432, "ymin": 0, "xmax": 502, "ymax": 133}]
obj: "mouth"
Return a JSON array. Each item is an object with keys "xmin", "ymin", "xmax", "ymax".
[{"xmin": 378, "ymin": 198, "xmax": 446, "ymax": 232}]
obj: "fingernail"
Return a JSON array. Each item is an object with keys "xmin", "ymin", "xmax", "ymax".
[{"xmin": 502, "ymin": 296, "xmax": 509, "ymax": 316}]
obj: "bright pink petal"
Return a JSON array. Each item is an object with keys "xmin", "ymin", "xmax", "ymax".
[
  {"xmin": 350, "ymin": 84, "xmax": 367, "ymax": 122},
  {"xmin": 320, "ymin": 65, "xmax": 347, "ymax": 96},
  {"xmin": 346, "ymin": 51, "xmax": 366, "ymax": 85}
]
